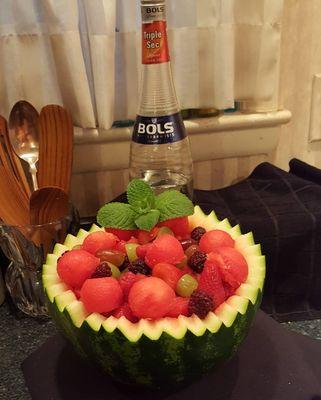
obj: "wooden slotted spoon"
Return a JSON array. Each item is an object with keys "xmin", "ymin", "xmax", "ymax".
[
  {"xmin": 38, "ymin": 105, "xmax": 73, "ymax": 194},
  {"xmin": 0, "ymin": 115, "xmax": 31, "ymax": 197},
  {"xmin": 0, "ymin": 138, "xmax": 29, "ymax": 226}
]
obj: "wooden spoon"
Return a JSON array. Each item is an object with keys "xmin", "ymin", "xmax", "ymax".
[
  {"xmin": 0, "ymin": 115, "xmax": 31, "ymax": 197},
  {"xmin": 29, "ymin": 186, "xmax": 69, "ymax": 225},
  {"xmin": 0, "ymin": 140, "xmax": 29, "ymax": 226},
  {"xmin": 38, "ymin": 105, "xmax": 73, "ymax": 194}
]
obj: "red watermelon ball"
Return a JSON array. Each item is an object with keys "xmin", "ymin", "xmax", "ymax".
[
  {"xmin": 145, "ymin": 234, "xmax": 185, "ymax": 268},
  {"xmin": 152, "ymin": 262, "xmax": 184, "ymax": 290},
  {"xmin": 57, "ymin": 250, "xmax": 100, "ymax": 288},
  {"xmin": 128, "ymin": 277, "xmax": 175, "ymax": 319},
  {"xmin": 159, "ymin": 216, "xmax": 190, "ymax": 238},
  {"xmin": 81, "ymin": 277, "xmax": 123, "ymax": 313},
  {"xmin": 199, "ymin": 230, "xmax": 235, "ymax": 254},
  {"xmin": 209, "ymin": 247, "xmax": 248, "ymax": 288},
  {"xmin": 166, "ymin": 297, "xmax": 189, "ymax": 317},
  {"xmin": 105, "ymin": 228, "xmax": 136, "ymax": 241},
  {"xmin": 82, "ymin": 231, "xmax": 118, "ymax": 255}
]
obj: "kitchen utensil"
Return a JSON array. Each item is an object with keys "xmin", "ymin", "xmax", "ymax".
[
  {"xmin": 29, "ymin": 186, "xmax": 69, "ymax": 225},
  {"xmin": 8, "ymin": 101, "xmax": 39, "ymax": 191},
  {"xmin": 38, "ymin": 105, "xmax": 73, "ymax": 193},
  {"xmin": 0, "ymin": 115, "xmax": 31, "ymax": 197},
  {"xmin": 0, "ymin": 139, "xmax": 29, "ymax": 226}
]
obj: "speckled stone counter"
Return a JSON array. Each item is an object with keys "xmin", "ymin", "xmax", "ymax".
[
  {"xmin": 0, "ymin": 301, "xmax": 57, "ymax": 400},
  {"xmin": 1, "ymin": 300, "xmax": 321, "ymax": 400}
]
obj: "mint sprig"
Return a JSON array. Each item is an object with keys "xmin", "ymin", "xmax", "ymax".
[
  {"xmin": 135, "ymin": 209, "xmax": 160, "ymax": 231},
  {"xmin": 97, "ymin": 179, "xmax": 193, "ymax": 231},
  {"xmin": 155, "ymin": 190, "xmax": 194, "ymax": 222},
  {"xmin": 127, "ymin": 179, "xmax": 155, "ymax": 213},
  {"xmin": 97, "ymin": 202, "xmax": 137, "ymax": 230}
]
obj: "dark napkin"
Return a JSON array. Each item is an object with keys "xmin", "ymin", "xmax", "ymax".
[
  {"xmin": 289, "ymin": 158, "xmax": 321, "ymax": 186},
  {"xmin": 22, "ymin": 311, "xmax": 321, "ymax": 400},
  {"xmin": 191, "ymin": 160, "xmax": 321, "ymax": 322}
]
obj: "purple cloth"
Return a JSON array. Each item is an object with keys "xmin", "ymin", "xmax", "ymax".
[{"xmin": 22, "ymin": 311, "xmax": 321, "ymax": 400}]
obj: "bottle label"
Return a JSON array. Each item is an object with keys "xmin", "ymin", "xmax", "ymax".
[
  {"xmin": 142, "ymin": 21, "xmax": 170, "ymax": 64},
  {"xmin": 132, "ymin": 113, "xmax": 187, "ymax": 145}
]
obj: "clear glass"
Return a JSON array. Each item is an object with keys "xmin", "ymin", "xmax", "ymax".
[
  {"xmin": 1, "ymin": 206, "xmax": 79, "ymax": 317},
  {"xmin": 129, "ymin": 0, "xmax": 194, "ymax": 199}
]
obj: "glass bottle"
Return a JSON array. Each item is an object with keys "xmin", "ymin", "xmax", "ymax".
[{"xmin": 129, "ymin": 0, "xmax": 193, "ymax": 199}]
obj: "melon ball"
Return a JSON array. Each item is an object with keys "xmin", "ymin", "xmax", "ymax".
[
  {"xmin": 145, "ymin": 234, "xmax": 184, "ymax": 268},
  {"xmin": 199, "ymin": 230, "xmax": 234, "ymax": 253},
  {"xmin": 81, "ymin": 277, "xmax": 123, "ymax": 313},
  {"xmin": 82, "ymin": 231, "xmax": 118, "ymax": 255},
  {"xmin": 209, "ymin": 247, "xmax": 248, "ymax": 288},
  {"xmin": 128, "ymin": 277, "xmax": 175, "ymax": 319},
  {"xmin": 57, "ymin": 249, "xmax": 100, "ymax": 288}
]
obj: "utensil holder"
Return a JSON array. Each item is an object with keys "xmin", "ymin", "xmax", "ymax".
[{"xmin": 0, "ymin": 206, "xmax": 79, "ymax": 317}]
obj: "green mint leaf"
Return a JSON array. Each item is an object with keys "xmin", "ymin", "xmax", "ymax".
[
  {"xmin": 97, "ymin": 202, "xmax": 137, "ymax": 230},
  {"xmin": 127, "ymin": 179, "xmax": 155, "ymax": 214},
  {"xmin": 135, "ymin": 209, "xmax": 160, "ymax": 231},
  {"xmin": 155, "ymin": 190, "xmax": 194, "ymax": 222}
]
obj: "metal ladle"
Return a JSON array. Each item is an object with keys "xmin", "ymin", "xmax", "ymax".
[{"xmin": 8, "ymin": 101, "xmax": 39, "ymax": 191}]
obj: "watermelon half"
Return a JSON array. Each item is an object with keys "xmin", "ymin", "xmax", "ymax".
[{"xmin": 42, "ymin": 206, "xmax": 265, "ymax": 389}]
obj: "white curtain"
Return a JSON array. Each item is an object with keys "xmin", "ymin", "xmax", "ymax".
[{"xmin": 0, "ymin": 0, "xmax": 284, "ymax": 130}]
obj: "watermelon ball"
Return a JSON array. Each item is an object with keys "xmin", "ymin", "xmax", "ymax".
[
  {"xmin": 113, "ymin": 303, "xmax": 138, "ymax": 323},
  {"xmin": 81, "ymin": 277, "xmax": 123, "ymax": 313},
  {"xmin": 210, "ymin": 247, "xmax": 248, "ymax": 288},
  {"xmin": 57, "ymin": 249, "xmax": 100, "ymax": 289},
  {"xmin": 159, "ymin": 216, "xmax": 190, "ymax": 239},
  {"xmin": 119, "ymin": 271, "xmax": 146, "ymax": 299},
  {"xmin": 105, "ymin": 228, "xmax": 136, "ymax": 241},
  {"xmin": 128, "ymin": 277, "xmax": 175, "ymax": 319},
  {"xmin": 166, "ymin": 297, "xmax": 189, "ymax": 317},
  {"xmin": 198, "ymin": 256, "xmax": 226, "ymax": 308},
  {"xmin": 82, "ymin": 231, "xmax": 118, "ymax": 255},
  {"xmin": 145, "ymin": 234, "xmax": 185, "ymax": 268},
  {"xmin": 136, "ymin": 243, "xmax": 153, "ymax": 260},
  {"xmin": 199, "ymin": 230, "xmax": 234, "ymax": 254},
  {"xmin": 114, "ymin": 240, "xmax": 127, "ymax": 254},
  {"xmin": 136, "ymin": 227, "xmax": 159, "ymax": 244},
  {"xmin": 152, "ymin": 262, "xmax": 184, "ymax": 289}
]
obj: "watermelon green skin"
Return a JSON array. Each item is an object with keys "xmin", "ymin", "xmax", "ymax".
[{"xmin": 43, "ymin": 206, "xmax": 265, "ymax": 389}]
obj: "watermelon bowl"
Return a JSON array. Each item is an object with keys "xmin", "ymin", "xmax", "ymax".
[{"xmin": 42, "ymin": 206, "xmax": 265, "ymax": 389}]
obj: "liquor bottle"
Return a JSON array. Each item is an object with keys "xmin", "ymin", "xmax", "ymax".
[{"xmin": 129, "ymin": 0, "xmax": 193, "ymax": 199}]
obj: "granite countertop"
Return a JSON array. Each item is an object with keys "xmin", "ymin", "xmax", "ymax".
[{"xmin": 1, "ymin": 300, "xmax": 321, "ymax": 400}]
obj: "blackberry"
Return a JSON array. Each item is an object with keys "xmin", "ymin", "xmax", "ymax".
[
  {"xmin": 188, "ymin": 251, "xmax": 207, "ymax": 273},
  {"xmin": 191, "ymin": 226, "xmax": 206, "ymax": 242},
  {"xmin": 188, "ymin": 290, "xmax": 213, "ymax": 319},
  {"xmin": 120, "ymin": 255, "xmax": 131, "ymax": 272},
  {"xmin": 91, "ymin": 262, "xmax": 112, "ymax": 278},
  {"xmin": 128, "ymin": 259, "xmax": 152, "ymax": 276}
]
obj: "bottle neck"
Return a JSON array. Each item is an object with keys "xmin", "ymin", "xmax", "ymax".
[
  {"xmin": 138, "ymin": 1, "xmax": 180, "ymax": 117},
  {"xmin": 140, "ymin": 1, "xmax": 170, "ymax": 65}
]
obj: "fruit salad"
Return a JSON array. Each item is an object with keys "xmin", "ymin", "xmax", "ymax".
[
  {"xmin": 43, "ymin": 180, "xmax": 265, "ymax": 389},
  {"xmin": 56, "ymin": 180, "xmax": 248, "ymax": 322}
]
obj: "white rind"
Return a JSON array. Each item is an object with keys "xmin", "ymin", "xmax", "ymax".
[{"xmin": 43, "ymin": 206, "xmax": 265, "ymax": 341}]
